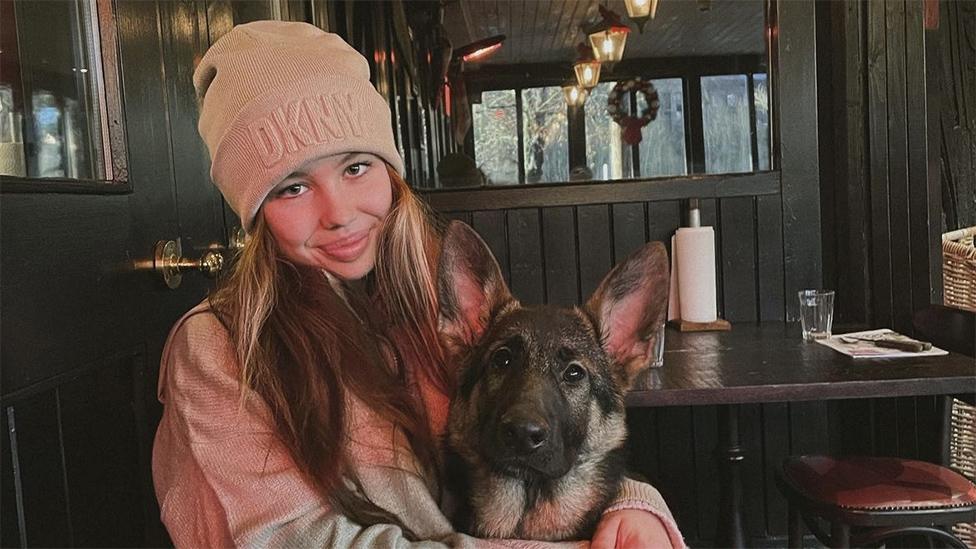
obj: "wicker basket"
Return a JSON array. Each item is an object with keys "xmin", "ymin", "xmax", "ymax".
[
  {"xmin": 943, "ymin": 227, "xmax": 976, "ymax": 547},
  {"xmin": 950, "ymin": 396, "xmax": 976, "ymax": 548},
  {"xmin": 943, "ymin": 226, "xmax": 976, "ymax": 312}
]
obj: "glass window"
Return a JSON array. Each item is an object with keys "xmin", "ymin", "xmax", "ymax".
[
  {"xmin": 472, "ymin": 90, "xmax": 519, "ymax": 184},
  {"xmin": 639, "ymin": 78, "xmax": 687, "ymax": 178},
  {"xmin": 585, "ymin": 81, "xmax": 633, "ymax": 181},
  {"xmin": 753, "ymin": 73, "xmax": 770, "ymax": 171},
  {"xmin": 1, "ymin": 0, "xmax": 121, "ymax": 181},
  {"xmin": 701, "ymin": 74, "xmax": 752, "ymax": 174},
  {"xmin": 521, "ymin": 86, "xmax": 568, "ymax": 184}
]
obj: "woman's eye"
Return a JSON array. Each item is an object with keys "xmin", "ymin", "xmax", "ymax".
[
  {"xmin": 562, "ymin": 362, "xmax": 587, "ymax": 383},
  {"xmin": 276, "ymin": 183, "xmax": 307, "ymax": 198},
  {"xmin": 345, "ymin": 161, "xmax": 371, "ymax": 176},
  {"xmin": 490, "ymin": 347, "xmax": 512, "ymax": 369}
]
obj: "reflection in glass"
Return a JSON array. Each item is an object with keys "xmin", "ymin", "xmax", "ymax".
[
  {"xmin": 701, "ymin": 75, "xmax": 752, "ymax": 174},
  {"xmin": 639, "ymin": 78, "xmax": 687, "ymax": 178},
  {"xmin": 754, "ymin": 73, "xmax": 770, "ymax": 170},
  {"xmin": 1, "ymin": 0, "xmax": 111, "ymax": 180},
  {"xmin": 585, "ymin": 82, "xmax": 632, "ymax": 181},
  {"xmin": 473, "ymin": 90, "xmax": 519, "ymax": 184},
  {"xmin": 521, "ymin": 87, "xmax": 569, "ymax": 184}
]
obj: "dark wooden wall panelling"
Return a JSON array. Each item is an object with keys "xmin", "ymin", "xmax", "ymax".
[
  {"xmin": 935, "ymin": 1, "xmax": 976, "ymax": 231},
  {"xmin": 820, "ymin": 0, "xmax": 943, "ymax": 332},
  {"xmin": 815, "ymin": 0, "xmax": 950, "ymax": 524}
]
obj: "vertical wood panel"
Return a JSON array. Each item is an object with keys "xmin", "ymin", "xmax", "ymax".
[
  {"xmin": 905, "ymin": 0, "xmax": 939, "ymax": 311},
  {"xmin": 657, "ymin": 407, "xmax": 698, "ymax": 540},
  {"xmin": 692, "ymin": 406, "xmax": 718, "ymax": 542},
  {"xmin": 576, "ymin": 205, "xmax": 612, "ymax": 301},
  {"xmin": 1, "ymin": 407, "xmax": 22, "ymax": 547},
  {"xmin": 778, "ymin": 0, "xmax": 823, "ymax": 320},
  {"xmin": 874, "ymin": 399, "xmax": 900, "ymax": 456},
  {"xmin": 720, "ymin": 197, "xmax": 759, "ymax": 322},
  {"xmin": 700, "ymin": 199, "xmax": 725, "ymax": 319},
  {"xmin": 867, "ymin": 0, "xmax": 894, "ymax": 327},
  {"xmin": 541, "ymin": 207, "xmax": 579, "ymax": 306},
  {"xmin": 789, "ymin": 401, "xmax": 829, "ymax": 456},
  {"xmin": 646, "ymin": 201, "xmax": 682, "ymax": 245},
  {"xmin": 471, "ymin": 210, "xmax": 511, "ymax": 284},
  {"xmin": 757, "ymin": 195, "xmax": 785, "ymax": 321},
  {"xmin": 10, "ymin": 392, "xmax": 72, "ymax": 547},
  {"xmin": 884, "ymin": 0, "xmax": 913, "ymax": 334},
  {"xmin": 895, "ymin": 396, "xmax": 919, "ymax": 458},
  {"xmin": 739, "ymin": 403, "xmax": 767, "ymax": 540},
  {"xmin": 611, "ymin": 203, "xmax": 647, "ymax": 263},
  {"xmin": 507, "ymin": 209, "xmax": 545, "ymax": 304},
  {"xmin": 761, "ymin": 402, "xmax": 790, "ymax": 536},
  {"xmin": 60, "ymin": 360, "xmax": 144, "ymax": 546}
]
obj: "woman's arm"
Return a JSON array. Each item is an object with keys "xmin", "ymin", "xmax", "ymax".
[
  {"xmin": 153, "ymin": 309, "xmax": 491, "ymax": 548},
  {"xmin": 589, "ymin": 478, "xmax": 686, "ymax": 549}
]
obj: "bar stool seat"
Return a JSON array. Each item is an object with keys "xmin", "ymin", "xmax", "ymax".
[{"xmin": 777, "ymin": 455, "xmax": 976, "ymax": 548}]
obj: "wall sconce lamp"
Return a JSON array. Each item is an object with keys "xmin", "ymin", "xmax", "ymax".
[
  {"xmin": 455, "ymin": 34, "xmax": 506, "ymax": 63},
  {"xmin": 623, "ymin": 0, "xmax": 659, "ymax": 33}
]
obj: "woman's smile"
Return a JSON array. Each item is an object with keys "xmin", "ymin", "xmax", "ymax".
[{"xmin": 319, "ymin": 228, "xmax": 371, "ymax": 262}]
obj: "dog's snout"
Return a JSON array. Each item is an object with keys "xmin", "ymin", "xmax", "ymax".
[{"xmin": 501, "ymin": 417, "xmax": 550, "ymax": 454}]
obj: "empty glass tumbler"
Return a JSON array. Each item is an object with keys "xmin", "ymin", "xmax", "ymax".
[
  {"xmin": 798, "ymin": 290, "xmax": 835, "ymax": 341},
  {"xmin": 649, "ymin": 324, "xmax": 666, "ymax": 367}
]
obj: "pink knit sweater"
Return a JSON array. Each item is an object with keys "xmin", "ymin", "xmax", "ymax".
[{"xmin": 152, "ymin": 303, "xmax": 686, "ymax": 548}]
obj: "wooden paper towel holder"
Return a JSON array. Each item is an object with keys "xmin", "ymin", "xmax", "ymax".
[{"xmin": 668, "ymin": 318, "xmax": 732, "ymax": 332}]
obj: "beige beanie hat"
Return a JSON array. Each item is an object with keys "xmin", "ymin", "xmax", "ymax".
[{"xmin": 194, "ymin": 21, "xmax": 404, "ymax": 231}]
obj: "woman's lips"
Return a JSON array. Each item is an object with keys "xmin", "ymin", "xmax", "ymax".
[{"xmin": 321, "ymin": 229, "xmax": 370, "ymax": 262}]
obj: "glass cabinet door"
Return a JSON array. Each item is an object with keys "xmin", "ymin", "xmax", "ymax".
[{"xmin": 1, "ymin": 0, "xmax": 125, "ymax": 183}]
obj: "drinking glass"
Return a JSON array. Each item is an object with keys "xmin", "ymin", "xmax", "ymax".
[
  {"xmin": 649, "ymin": 324, "xmax": 666, "ymax": 367},
  {"xmin": 798, "ymin": 289, "xmax": 835, "ymax": 341}
]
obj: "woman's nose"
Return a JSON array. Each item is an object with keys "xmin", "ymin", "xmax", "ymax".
[{"xmin": 316, "ymin": 189, "xmax": 356, "ymax": 230}]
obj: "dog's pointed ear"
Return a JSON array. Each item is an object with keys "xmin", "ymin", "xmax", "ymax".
[
  {"xmin": 438, "ymin": 221, "xmax": 516, "ymax": 357},
  {"xmin": 585, "ymin": 241, "xmax": 670, "ymax": 389}
]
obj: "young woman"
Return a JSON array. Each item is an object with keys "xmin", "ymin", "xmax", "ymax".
[{"xmin": 152, "ymin": 20, "xmax": 685, "ymax": 549}]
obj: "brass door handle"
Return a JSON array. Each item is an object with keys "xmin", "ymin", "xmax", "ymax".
[{"xmin": 153, "ymin": 239, "xmax": 225, "ymax": 289}]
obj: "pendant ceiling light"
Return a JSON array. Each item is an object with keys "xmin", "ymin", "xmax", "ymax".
[
  {"xmin": 623, "ymin": 0, "xmax": 659, "ymax": 33},
  {"xmin": 562, "ymin": 82, "xmax": 589, "ymax": 108},
  {"xmin": 587, "ymin": 5, "xmax": 631, "ymax": 64},
  {"xmin": 573, "ymin": 42, "xmax": 601, "ymax": 89}
]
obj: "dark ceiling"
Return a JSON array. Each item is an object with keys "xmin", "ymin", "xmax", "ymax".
[{"xmin": 441, "ymin": 0, "xmax": 767, "ymax": 66}]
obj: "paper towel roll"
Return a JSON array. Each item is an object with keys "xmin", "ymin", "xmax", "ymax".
[
  {"xmin": 0, "ymin": 142, "xmax": 26, "ymax": 177},
  {"xmin": 676, "ymin": 226, "xmax": 717, "ymax": 323}
]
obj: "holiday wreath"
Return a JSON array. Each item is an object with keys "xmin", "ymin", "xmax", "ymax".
[{"xmin": 607, "ymin": 78, "xmax": 660, "ymax": 145}]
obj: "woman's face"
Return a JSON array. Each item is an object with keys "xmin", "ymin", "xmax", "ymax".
[{"xmin": 262, "ymin": 152, "xmax": 393, "ymax": 280}]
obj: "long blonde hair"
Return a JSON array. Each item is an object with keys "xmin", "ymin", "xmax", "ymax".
[{"xmin": 209, "ymin": 165, "xmax": 447, "ymax": 536}]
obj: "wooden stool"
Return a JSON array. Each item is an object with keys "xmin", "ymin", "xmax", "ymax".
[{"xmin": 777, "ymin": 455, "xmax": 976, "ymax": 548}]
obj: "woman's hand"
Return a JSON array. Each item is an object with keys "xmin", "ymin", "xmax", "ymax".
[{"xmin": 591, "ymin": 509, "xmax": 675, "ymax": 549}]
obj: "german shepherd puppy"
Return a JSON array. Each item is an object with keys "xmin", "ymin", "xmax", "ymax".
[{"xmin": 437, "ymin": 221, "xmax": 669, "ymax": 541}]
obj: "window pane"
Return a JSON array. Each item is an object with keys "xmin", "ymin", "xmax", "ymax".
[
  {"xmin": 753, "ymin": 73, "xmax": 770, "ymax": 170},
  {"xmin": 585, "ymin": 81, "xmax": 633, "ymax": 181},
  {"xmin": 472, "ymin": 90, "xmax": 519, "ymax": 185},
  {"xmin": 521, "ymin": 86, "xmax": 568, "ymax": 183},
  {"xmin": 1, "ymin": 0, "xmax": 108, "ymax": 179},
  {"xmin": 701, "ymin": 75, "xmax": 752, "ymax": 174},
  {"xmin": 638, "ymin": 78, "xmax": 687, "ymax": 178}
]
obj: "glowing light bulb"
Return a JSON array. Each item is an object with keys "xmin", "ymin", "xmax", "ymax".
[
  {"xmin": 602, "ymin": 37, "xmax": 613, "ymax": 55},
  {"xmin": 583, "ymin": 67, "xmax": 593, "ymax": 80}
]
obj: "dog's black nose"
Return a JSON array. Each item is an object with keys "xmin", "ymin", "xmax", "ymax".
[{"xmin": 502, "ymin": 419, "xmax": 549, "ymax": 454}]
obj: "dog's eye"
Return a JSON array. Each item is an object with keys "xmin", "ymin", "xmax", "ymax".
[
  {"xmin": 562, "ymin": 362, "xmax": 587, "ymax": 382},
  {"xmin": 490, "ymin": 347, "xmax": 513, "ymax": 368}
]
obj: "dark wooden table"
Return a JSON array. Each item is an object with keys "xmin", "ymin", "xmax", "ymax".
[{"xmin": 625, "ymin": 323, "xmax": 975, "ymax": 548}]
